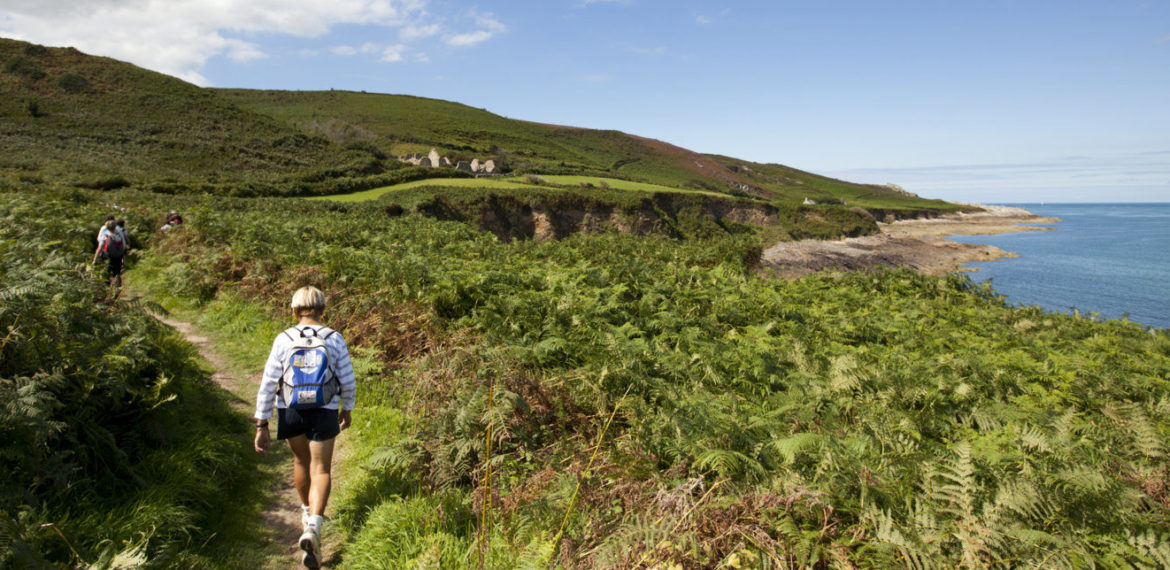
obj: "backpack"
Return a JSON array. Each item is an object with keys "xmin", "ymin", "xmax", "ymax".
[
  {"xmin": 103, "ymin": 231, "xmax": 126, "ymax": 259},
  {"xmin": 280, "ymin": 327, "xmax": 339, "ymax": 410}
]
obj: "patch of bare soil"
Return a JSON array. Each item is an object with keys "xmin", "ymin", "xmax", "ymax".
[{"xmin": 760, "ymin": 206, "xmax": 1059, "ymax": 279}]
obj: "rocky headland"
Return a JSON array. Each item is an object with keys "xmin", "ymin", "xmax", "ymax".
[{"xmin": 760, "ymin": 205, "xmax": 1059, "ymax": 278}]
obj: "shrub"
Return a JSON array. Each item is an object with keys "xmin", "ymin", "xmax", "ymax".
[
  {"xmin": 57, "ymin": 73, "xmax": 90, "ymax": 93},
  {"xmin": 75, "ymin": 175, "xmax": 131, "ymax": 191},
  {"xmin": 344, "ymin": 140, "xmax": 388, "ymax": 160},
  {"xmin": 22, "ymin": 44, "xmax": 49, "ymax": 58},
  {"xmin": 4, "ymin": 57, "xmax": 46, "ymax": 80}
]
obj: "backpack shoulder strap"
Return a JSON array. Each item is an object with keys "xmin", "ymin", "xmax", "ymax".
[{"xmin": 313, "ymin": 327, "xmax": 340, "ymax": 384}]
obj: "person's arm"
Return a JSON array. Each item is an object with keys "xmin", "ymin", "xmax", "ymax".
[
  {"xmin": 253, "ymin": 334, "xmax": 287, "ymax": 453},
  {"xmin": 92, "ymin": 229, "xmax": 108, "ymax": 264},
  {"xmin": 329, "ymin": 334, "xmax": 356, "ymax": 430}
]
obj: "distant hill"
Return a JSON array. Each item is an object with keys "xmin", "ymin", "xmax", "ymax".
[
  {"xmin": 218, "ymin": 89, "xmax": 953, "ymax": 211},
  {"xmin": 0, "ymin": 38, "xmax": 353, "ymax": 191},
  {"xmin": 1, "ymin": 37, "xmax": 954, "ymax": 212}
]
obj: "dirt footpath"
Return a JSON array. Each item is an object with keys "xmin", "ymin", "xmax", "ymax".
[
  {"xmin": 157, "ymin": 315, "xmax": 341, "ymax": 569},
  {"xmin": 760, "ymin": 205, "xmax": 1059, "ymax": 279}
]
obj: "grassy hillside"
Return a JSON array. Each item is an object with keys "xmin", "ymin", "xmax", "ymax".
[
  {"xmin": 219, "ymin": 88, "xmax": 955, "ymax": 210},
  {"xmin": 2, "ymin": 37, "xmax": 957, "ymax": 217},
  {"xmin": 0, "ymin": 39, "xmax": 416, "ymax": 196}
]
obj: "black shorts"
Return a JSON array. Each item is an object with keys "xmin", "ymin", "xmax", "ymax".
[
  {"xmin": 107, "ymin": 255, "xmax": 124, "ymax": 279},
  {"xmin": 277, "ymin": 407, "xmax": 340, "ymax": 442}
]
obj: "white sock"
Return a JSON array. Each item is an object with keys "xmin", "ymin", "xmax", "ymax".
[{"xmin": 308, "ymin": 515, "xmax": 324, "ymax": 531}]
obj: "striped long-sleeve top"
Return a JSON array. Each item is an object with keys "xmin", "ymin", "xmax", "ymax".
[{"xmin": 254, "ymin": 325, "xmax": 356, "ymax": 420}]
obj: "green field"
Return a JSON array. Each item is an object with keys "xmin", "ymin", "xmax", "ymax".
[
  {"xmin": 311, "ymin": 177, "xmax": 535, "ymax": 202},
  {"xmin": 313, "ymin": 174, "xmax": 725, "ymax": 202}
]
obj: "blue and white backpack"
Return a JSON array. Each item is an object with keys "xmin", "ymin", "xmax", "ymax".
[{"xmin": 281, "ymin": 327, "xmax": 339, "ymax": 409}]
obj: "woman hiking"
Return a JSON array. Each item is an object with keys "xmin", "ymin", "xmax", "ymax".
[
  {"xmin": 254, "ymin": 286, "xmax": 356, "ymax": 569},
  {"xmin": 91, "ymin": 219, "xmax": 127, "ymax": 287}
]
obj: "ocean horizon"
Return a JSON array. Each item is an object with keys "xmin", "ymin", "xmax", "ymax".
[{"xmin": 948, "ymin": 203, "xmax": 1169, "ymax": 330}]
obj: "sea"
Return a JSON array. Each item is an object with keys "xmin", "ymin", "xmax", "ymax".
[{"xmin": 947, "ymin": 203, "xmax": 1170, "ymax": 330}]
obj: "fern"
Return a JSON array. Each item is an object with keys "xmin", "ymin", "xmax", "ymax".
[
  {"xmin": 1128, "ymin": 529, "xmax": 1170, "ymax": 569},
  {"xmin": 771, "ymin": 433, "xmax": 824, "ymax": 465}
]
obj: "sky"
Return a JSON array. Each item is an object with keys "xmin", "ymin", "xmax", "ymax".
[{"xmin": 2, "ymin": 0, "xmax": 1168, "ymax": 203}]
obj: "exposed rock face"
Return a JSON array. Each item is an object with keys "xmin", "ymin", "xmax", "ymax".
[
  {"xmin": 412, "ymin": 193, "xmax": 780, "ymax": 243},
  {"xmin": 483, "ymin": 159, "xmax": 496, "ymax": 174},
  {"xmin": 428, "ymin": 149, "xmax": 441, "ymax": 167},
  {"xmin": 455, "ymin": 161, "xmax": 473, "ymax": 173}
]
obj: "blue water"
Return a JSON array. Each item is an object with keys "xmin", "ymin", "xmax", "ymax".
[{"xmin": 948, "ymin": 203, "xmax": 1170, "ymax": 330}]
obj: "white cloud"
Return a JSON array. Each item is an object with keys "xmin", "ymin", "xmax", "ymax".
[
  {"xmin": 820, "ymin": 151, "xmax": 1170, "ymax": 202},
  {"xmin": 696, "ymin": 15, "xmax": 711, "ymax": 25},
  {"xmin": 472, "ymin": 11, "xmax": 507, "ymax": 33},
  {"xmin": 400, "ymin": 23, "xmax": 440, "ymax": 41},
  {"xmin": 380, "ymin": 44, "xmax": 407, "ymax": 62},
  {"xmin": 1157, "ymin": 34, "xmax": 1170, "ymax": 44},
  {"xmin": 443, "ymin": 10, "xmax": 506, "ymax": 47},
  {"xmin": 331, "ymin": 45, "xmax": 359, "ymax": 56},
  {"xmin": 0, "ymin": 0, "xmax": 432, "ymax": 85},
  {"xmin": 445, "ymin": 30, "xmax": 493, "ymax": 46}
]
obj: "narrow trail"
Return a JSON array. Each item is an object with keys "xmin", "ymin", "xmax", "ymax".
[{"xmin": 157, "ymin": 315, "xmax": 342, "ymax": 569}]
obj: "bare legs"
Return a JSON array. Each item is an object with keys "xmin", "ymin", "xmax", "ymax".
[{"xmin": 286, "ymin": 435, "xmax": 336, "ymax": 516}]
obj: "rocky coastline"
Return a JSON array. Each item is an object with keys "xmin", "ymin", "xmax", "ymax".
[{"xmin": 760, "ymin": 205, "xmax": 1059, "ymax": 278}]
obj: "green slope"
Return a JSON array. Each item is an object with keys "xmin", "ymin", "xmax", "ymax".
[
  {"xmin": 0, "ymin": 39, "xmax": 405, "ymax": 194},
  {"xmin": 217, "ymin": 88, "xmax": 955, "ymax": 211},
  {"xmin": 2, "ymin": 37, "xmax": 955, "ymax": 215}
]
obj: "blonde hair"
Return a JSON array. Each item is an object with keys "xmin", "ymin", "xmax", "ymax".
[{"xmin": 290, "ymin": 286, "xmax": 326, "ymax": 315}]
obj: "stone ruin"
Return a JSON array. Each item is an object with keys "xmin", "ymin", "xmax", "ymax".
[{"xmin": 399, "ymin": 148, "xmax": 498, "ymax": 174}]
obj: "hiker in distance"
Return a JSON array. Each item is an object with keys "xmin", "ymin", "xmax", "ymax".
[
  {"xmin": 91, "ymin": 219, "xmax": 128, "ymax": 287},
  {"xmin": 254, "ymin": 286, "xmax": 356, "ymax": 569},
  {"xmin": 160, "ymin": 210, "xmax": 183, "ymax": 232}
]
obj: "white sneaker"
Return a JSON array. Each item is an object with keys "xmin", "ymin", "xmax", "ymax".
[
  {"xmin": 301, "ymin": 506, "xmax": 311, "ymax": 530},
  {"xmin": 299, "ymin": 527, "xmax": 320, "ymax": 569}
]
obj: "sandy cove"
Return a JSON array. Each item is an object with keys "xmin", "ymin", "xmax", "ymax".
[{"xmin": 760, "ymin": 205, "xmax": 1060, "ymax": 279}]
